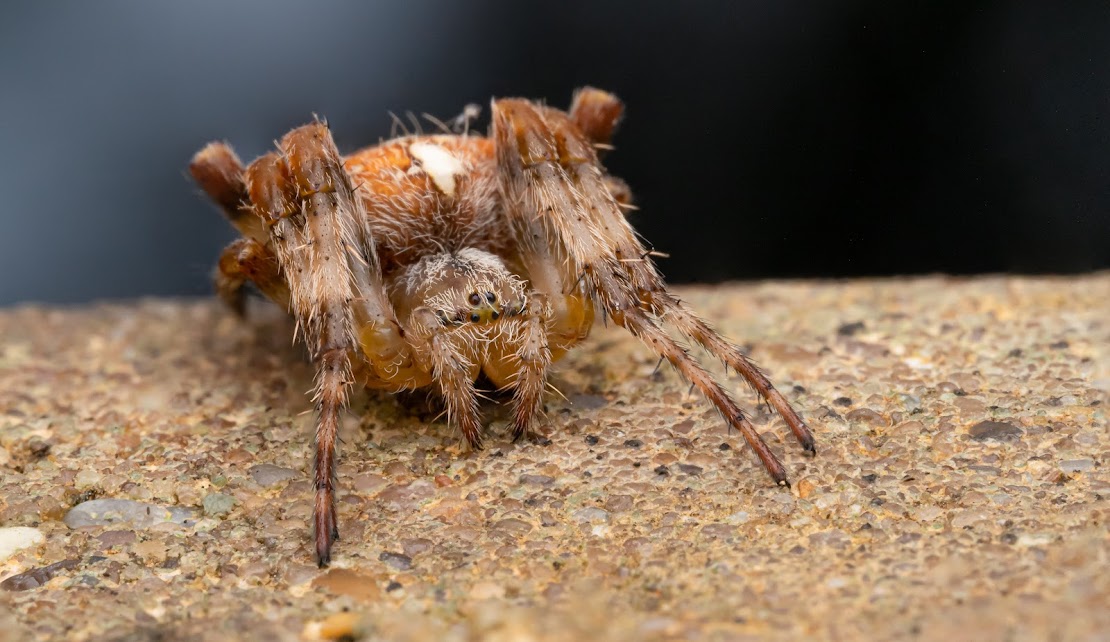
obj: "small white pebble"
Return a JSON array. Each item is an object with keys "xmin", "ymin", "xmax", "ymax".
[
  {"xmin": 74, "ymin": 469, "xmax": 101, "ymax": 490},
  {"xmin": 0, "ymin": 527, "xmax": 45, "ymax": 561},
  {"xmin": 571, "ymin": 507, "xmax": 610, "ymax": 524},
  {"xmin": 1059, "ymin": 459, "xmax": 1094, "ymax": 473}
]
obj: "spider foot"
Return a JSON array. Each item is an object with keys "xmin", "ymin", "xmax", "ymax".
[
  {"xmin": 314, "ymin": 496, "xmax": 337, "ymax": 568},
  {"xmin": 511, "ymin": 426, "xmax": 541, "ymax": 444}
]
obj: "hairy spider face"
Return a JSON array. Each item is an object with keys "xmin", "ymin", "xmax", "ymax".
[
  {"xmin": 395, "ymin": 248, "xmax": 527, "ymax": 327},
  {"xmin": 190, "ymin": 87, "xmax": 816, "ymax": 567}
]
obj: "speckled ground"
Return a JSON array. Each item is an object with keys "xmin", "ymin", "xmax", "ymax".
[{"xmin": 0, "ymin": 275, "xmax": 1107, "ymax": 641}]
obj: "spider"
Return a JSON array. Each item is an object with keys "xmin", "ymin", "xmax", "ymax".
[{"xmin": 189, "ymin": 88, "xmax": 816, "ymax": 566}]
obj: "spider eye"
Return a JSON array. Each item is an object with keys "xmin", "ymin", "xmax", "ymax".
[
  {"xmin": 486, "ymin": 292, "xmax": 496, "ymax": 303},
  {"xmin": 491, "ymin": 310, "xmax": 500, "ymax": 320},
  {"xmin": 468, "ymin": 292, "xmax": 481, "ymax": 306},
  {"xmin": 470, "ymin": 313, "xmax": 481, "ymax": 323}
]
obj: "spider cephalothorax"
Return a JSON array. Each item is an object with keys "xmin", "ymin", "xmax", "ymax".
[{"xmin": 190, "ymin": 88, "xmax": 816, "ymax": 566}]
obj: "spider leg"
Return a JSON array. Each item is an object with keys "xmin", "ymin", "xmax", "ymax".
[
  {"xmin": 241, "ymin": 122, "xmax": 388, "ymax": 567},
  {"xmin": 190, "ymin": 142, "xmax": 268, "ymax": 243},
  {"xmin": 508, "ymin": 292, "xmax": 553, "ymax": 441},
  {"xmin": 582, "ymin": 94, "xmax": 811, "ymax": 451},
  {"xmin": 602, "ymin": 175, "xmax": 634, "ymax": 211},
  {"xmin": 214, "ymin": 237, "xmax": 290, "ymax": 316},
  {"xmin": 616, "ymin": 305, "xmax": 788, "ymax": 483},
  {"xmin": 408, "ymin": 308, "xmax": 483, "ymax": 448},
  {"xmin": 569, "ymin": 86, "xmax": 624, "ymax": 150},
  {"xmin": 493, "ymin": 93, "xmax": 809, "ymax": 485},
  {"xmin": 569, "ymin": 89, "xmax": 633, "ymax": 210},
  {"xmin": 654, "ymin": 292, "xmax": 816, "ymax": 453},
  {"xmin": 565, "ymin": 102, "xmax": 816, "ymax": 451},
  {"xmin": 193, "ymin": 143, "xmax": 294, "ymax": 316}
]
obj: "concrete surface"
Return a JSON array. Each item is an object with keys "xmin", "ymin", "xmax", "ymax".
[{"xmin": 0, "ymin": 275, "xmax": 1107, "ymax": 641}]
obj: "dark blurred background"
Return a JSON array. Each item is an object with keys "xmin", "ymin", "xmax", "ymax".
[{"xmin": 1, "ymin": 1, "xmax": 1107, "ymax": 305}]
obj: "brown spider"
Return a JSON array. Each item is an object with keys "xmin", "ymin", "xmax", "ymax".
[{"xmin": 189, "ymin": 88, "xmax": 816, "ymax": 566}]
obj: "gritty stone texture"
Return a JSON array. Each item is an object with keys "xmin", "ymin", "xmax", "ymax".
[{"xmin": 0, "ymin": 276, "xmax": 1107, "ymax": 641}]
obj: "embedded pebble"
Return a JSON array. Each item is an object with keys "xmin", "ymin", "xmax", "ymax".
[
  {"xmin": 493, "ymin": 518, "xmax": 533, "ymax": 535},
  {"xmin": 845, "ymin": 408, "xmax": 888, "ymax": 426},
  {"xmin": 952, "ymin": 510, "xmax": 988, "ymax": 529},
  {"xmin": 605, "ymin": 495, "xmax": 634, "ymax": 512},
  {"xmin": 378, "ymin": 551, "xmax": 413, "ymax": 570},
  {"xmin": 519, "ymin": 474, "xmax": 555, "ymax": 487},
  {"xmin": 248, "ymin": 464, "xmax": 299, "ymax": 487},
  {"xmin": 377, "ymin": 480, "xmax": 436, "ymax": 511},
  {"xmin": 837, "ymin": 321, "xmax": 866, "ymax": 337},
  {"xmin": 312, "ymin": 568, "xmax": 381, "ymax": 602},
  {"xmin": 700, "ymin": 523, "xmax": 735, "ymax": 539},
  {"xmin": 1059, "ymin": 459, "xmax": 1094, "ymax": 473},
  {"xmin": 64, "ymin": 499, "xmax": 196, "ymax": 530},
  {"xmin": 401, "ymin": 538, "xmax": 434, "ymax": 557},
  {"xmin": 569, "ymin": 393, "xmax": 607, "ymax": 410},
  {"xmin": 74, "ymin": 469, "xmax": 101, "ymax": 490},
  {"xmin": 726, "ymin": 511, "xmax": 750, "ymax": 524},
  {"xmin": 968, "ymin": 420, "xmax": 1022, "ymax": 442},
  {"xmin": 676, "ymin": 463, "xmax": 703, "ymax": 476},
  {"xmin": 0, "ymin": 527, "xmax": 44, "ymax": 561},
  {"xmin": 1, "ymin": 559, "xmax": 80, "ymax": 592},
  {"xmin": 571, "ymin": 507, "xmax": 610, "ymax": 524},
  {"xmin": 95, "ymin": 530, "xmax": 136, "ymax": 548},
  {"xmin": 202, "ymin": 493, "xmax": 238, "ymax": 517}
]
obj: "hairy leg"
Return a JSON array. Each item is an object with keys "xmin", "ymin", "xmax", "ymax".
[
  {"xmin": 190, "ymin": 142, "xmax": 267, "ymax": 243},
  {"xmin": 569, "ymin": 88, "xmax": 633, "ymax": 210},
  {"xmin": 615, "ymin": 306, "xmax": 788, "ymax": 482},
  {"xmin": 241, "ymin": 122, "xmax": 393, "ymax": 566},
  {"xmin": 504, "ymin": 293, "xmax": 553, "ymax": 440},
  {"xmin": 214, "ymin": 238, "xmax": 290, "ymax": 315},
  {"xmin": 573, "ymin": 98, "xmax": 808, "ymax": 450},
  {"xmin": 569, "ymin": 86, "xmax": 624, "ymax": 150},
  {"xmin": 565, "ymin": 99, "xmax": 814, "ymax": 451},
  {"xmin": 655, "ymin": 293, "xmax": 815, "ymax": 452},
  {"xmin": 407, "ymin": 308, "xmax": 484, "ymax": 448},
  {"xmin": 493, "ymin": 92, "xmax": 813, "ymax": 485}
]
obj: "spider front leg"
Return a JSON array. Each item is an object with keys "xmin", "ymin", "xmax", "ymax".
[
  {"xmin": 238, "ymin": 122, "xmax": 400, "ymax": 566},
  {"xmin": 407, "ymin": 308, "xmax": 484, "ymax": 448},
  {"xmin": 480, "ymin": 291, "xmax": 555, "ymax": 441},
  {"xmin": 508, "ymin": 292, "xmax": 555, "ymax": 441}
]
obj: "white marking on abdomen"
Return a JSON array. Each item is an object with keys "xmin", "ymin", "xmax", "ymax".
[{"xmin": 409, "ymin": 142, "xmax": 466, "ymax": 197}]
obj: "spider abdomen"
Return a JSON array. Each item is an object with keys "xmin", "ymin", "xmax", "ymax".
[{"xmin": 344, "ymin": 135, "xmax": 512, "ymax": 275}]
